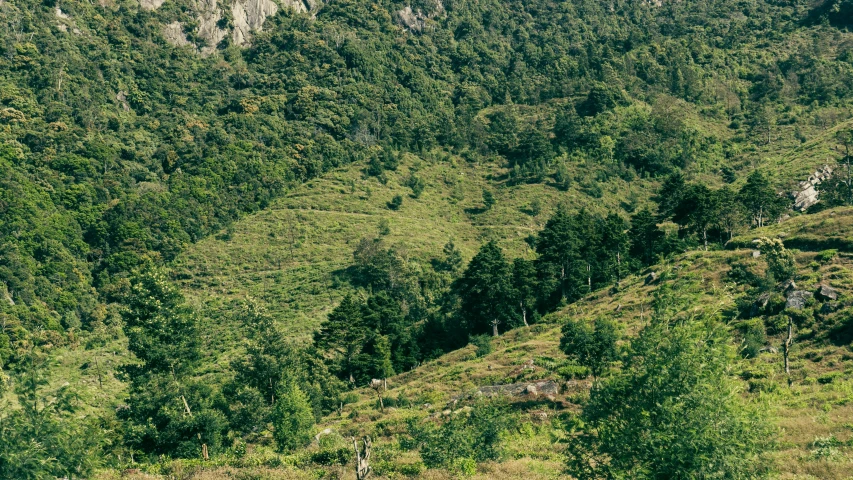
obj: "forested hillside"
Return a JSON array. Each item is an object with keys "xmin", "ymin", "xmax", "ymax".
[{"xmin": 1, "ymin": 0, "xmax": 853, "ymax": 477}]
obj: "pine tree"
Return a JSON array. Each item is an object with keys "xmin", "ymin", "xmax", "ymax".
[
  {"xmin": 453, "ymin": 241, "xmax": 514, "ymax": 336},
  {"xmin": 272, "ymin": 381, "xmax": 315, "ymax": 452},
  {"xmin": 628, "ymin": 208, "xmax": 664, "ymax": 266},
  {"xmin": 314, "ymin": 294, "xmax": 366, "ymax": 379}
]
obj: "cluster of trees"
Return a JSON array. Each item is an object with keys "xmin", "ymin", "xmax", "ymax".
[
  {"xmin": 658, "ymin": 170, "xmax": 789, "ymax": 249},
  {"xmin": 567, "ymin": 284, "xmax": 774, "ymax": 478},
  {"xmin": 312, "ymin": 167, "xmax": 792, "ymax": 388}
]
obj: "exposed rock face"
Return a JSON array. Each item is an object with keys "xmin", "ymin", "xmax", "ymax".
[
  {"xmin": 791, "ymin": 165, "xmax": 832, "ymax": 211},
  {"xmin": 162, "ymin": 0, "xmax": 316, "ymax": 54},
  {"xmin": 815, "ymin": 284, "xmax": 838, "ymax": 301},
  {"xmin": 232, "ymin": 0, "xmax": 280, "ymax": 46},
  {"xmin": 395, "ymin": 1, "xmax": 444, "ymax": 33},
  {"xmin": 139, "ymin": 0, "xmax": 165, "ymax": 10},
  {"xmin": 785, "ymin": 290, "xmax": 813, "ymax": 310},
  {"xmin": 162, "ymin": 21, "xmax": 192, "ymax": 48}
]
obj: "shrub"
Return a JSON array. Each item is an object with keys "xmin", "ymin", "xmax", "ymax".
[
  {"xmin": 407, "ymin": 399, "xmax": 516, "ymax": 470},
  {"xmin": 469, "ymin": 334, "xmax": 493, "ymax": 358},
  {"xmin": 388, "ymin": 195, "xmax": 403, "ymax": 210},
  {"xmin": 817, "ymin": 249, "xmax": 838, "ymax": 264},
  {"xmin": 567, "ymin": 302, "xmax": 774, "ymax": 479}
]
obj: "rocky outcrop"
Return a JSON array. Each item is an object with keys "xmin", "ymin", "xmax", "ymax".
[
  {"xmin": 791, "ymin": 165, "xmax": 833, "ymax": 211},
  {"xmin": 476, "ymin": 380, "xmax": 559, "ymax": 399},
  {"xmin": 785, "ymin": 290, "xmax": 813, "ymax": 310},
  {"xmin": 139, "ymin": 0, "xmax": 165, "ymax": 10},
  {"xmin": 395, "ymin": 1, "xmax": 444, "ymax": 33},
  {"xmin": 232, "ymin": 0, "xmax": 280, "ymax": 46},
  {"xmin": 162, "ymin": 21, "xmax": 193, "ymax": 48},
  {"xmin": 815, "ymin": 284, "xmax": 838, "ymax": 301},
  {"xmin": 162, "ymin": 0, "xmax": 317, "ymax": 54}
]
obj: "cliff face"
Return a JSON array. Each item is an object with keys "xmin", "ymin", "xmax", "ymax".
[
  {"xmin": 150, "ymin": 0, "xmax": 315, "ymax": 54},
  {"xmin": 792, "ymin": 165, "xmax": 833, "ymax": 211}
]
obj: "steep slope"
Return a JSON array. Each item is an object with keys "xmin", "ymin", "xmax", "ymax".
[
  {"xmin": 172, "ymin": 151, "xmax": 656, "ymax": 340},
  {"xmin": 138, "ymin": 210, "xmax": 853, "ymax": 478}
]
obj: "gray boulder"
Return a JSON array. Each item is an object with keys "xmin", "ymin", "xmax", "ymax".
[
  {"xmin": 644, "ymin": 272, "xmax": 659, "ymax": 285},
  {"xmin": 785, "ymin": 290, "xmax": 813, "ymax": 310},
  {"xmin": 815, "ymin": 284, "xmax": 838, "ymax": 301}
]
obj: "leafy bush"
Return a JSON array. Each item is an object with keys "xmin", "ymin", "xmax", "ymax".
[
  {"xmin": 567, "ymin": 293, "xmax": 774, "ymax": 479},
  {"xmin": 388, "ymin": 195, "xmax": 404, "ymax": 210},
  {"xmin": 407, "ymin": 399, "xmax": 517, "ymax": 470},
  {"xmin": 817, "ymin": 249, "xmax": 838, "ymax": 264},
  {"xmin": 469, "ymin": 334, "xmax": 494, "ymax": 358}
]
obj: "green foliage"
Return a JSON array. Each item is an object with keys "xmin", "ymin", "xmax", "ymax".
[
  {"xmin": 559, "ymin": 318, "xmax": 619, "ymax": 378},
  {"xmin": 535, "ymin": 207, "xmax": 630, "ymax": 308},
  {"xmin": 756, "ymin": 237, "xmax": 797, "ymax": 283},
  {"xmin": 387, "ymin": 195, "xmax": 404, "ymax": 211},
  {"xmin": 272, "ymin": 381, "xmax": 315, "ymax": 453},
  {"xmin": 567, "ymin": 287, "xmax": 774, "ymax": 479},
  {"xmin": 0, "ymin": 349, "xmax": 103, "ymax": 480},
  {"xmin": 817, "ymin": 249, "xmax": 838, "ymax": 264},
  {"xmin": 408, "ymin": 399, "xmax": 516, "ymax": 470},
  {"xmin": 482, "ymin": 189, "xmax": 496, "ymax": 211},
  {"xmin": 453, "ymin": 241, "xmax": 514, "ymax": 336},
  {"xmin": 469, "ymin": 334, "xmax": 494, "ymax": 358}
]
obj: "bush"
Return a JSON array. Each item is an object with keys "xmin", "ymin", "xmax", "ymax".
[
  {"xmin": 817, "ymin": 249, "xmax": 838, "ymax": 264},
  {"xmin": 407, "ymin": 399, "xmax": 516, "ymax": 470},
  {"xmin": 388, "ymin": 195, "xmax": 403, "ymax": 210},
  {"xmin": 567, "ymin": 300, "xmax": 774, "ymax": 479},
  {"xmin": 469, "ymin": 334, "xmax": 493, "ymax": 358},
  {"xmin": 557, "ymin": 364, "xmax": 590, "ymax": 380},
  {"xmin": 310, "ymin": 447, "xmax": 350, "ymax": 466}
]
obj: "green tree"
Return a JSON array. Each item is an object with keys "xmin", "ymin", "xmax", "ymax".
[
  {"xmin": 629, "ymin": 208, "xmax": 664, "ymax": 266},
  {"xmin": 672, "ymin": 184, "xmax": 718, "ymax": 250},
  {"xmin": 755, "ymin": 237, "xmax": 796, "ymax": 283},
  {"xmin": 482, "ymin": 189, "xmax": 496, "ymax": 211},
  {"xmin": 739, "ymin": 171, "xmax": 787, "ymax": 228},
  {"xmin": 314, "ymin": 294, "xmax": 366, "ymax": 380},
  {"xmin": 453, "ymin": 241, "xmax": 514, "ymax": 336},
  {"xmin": 715, "ymin": 186, "xmax": 746, "ymax": 241},
  {"xmin": 433, "ymin": 240, "xmax": 463, "ymax": 275},
  {"xmin": 568, "ymin": 290, "xmax": 773, "ymax": 478},
  {"xmin": 117, "ymin": 268, "xmax": 200, "ymax": 376},
  {"xmin": 272, "ymin": 380, "xmax": 315, "ymax": 452},
  {"xmin": 559, "ymin": 318, "xmax": 618, "ymax": 378},
  {"xmin": 388, "ymin": 194, "xmax": 404, "ymax": 210}
]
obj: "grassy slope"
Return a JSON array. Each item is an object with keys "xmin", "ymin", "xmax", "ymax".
[
  {"xmin": 135, "ymin": 217, "xmax": 853, "ymax": 478},
  {"xmin": 172, "ymin": 149, "xmax": 655, "ymax": 341},
  {"xmin": 305, "ymin": 231, "xmax": 853, "ymax": 479}
]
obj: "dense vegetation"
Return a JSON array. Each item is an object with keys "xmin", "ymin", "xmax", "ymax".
[{"xmin": 1, "ymin": 0, "xmax": 853, "ymax": 476}]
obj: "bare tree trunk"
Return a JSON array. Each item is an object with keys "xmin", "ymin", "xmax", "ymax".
[
  {"xmin": 492, "ymin": 319, "xmax": 499, "ymax": 337},
  {"xmin": 784, "ymin": 317, "xmax": 793, "ymax": 377},
  {"xmin": 521, "ymin": 304, "xmax": 529, "ymax": 327},
  {"xmin": 353, "ymin": 436, "xmax": 372, "ymax": 480}
]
